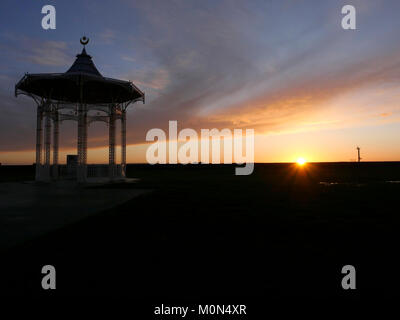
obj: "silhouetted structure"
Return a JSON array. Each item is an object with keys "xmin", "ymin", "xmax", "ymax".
[
  {"xmin": 15, "ymin": 37, "xmax": 144, "ymax": 182},
  {"xmin": 357, "ymin": 146, "xmax": 362, "ymax": 162}
]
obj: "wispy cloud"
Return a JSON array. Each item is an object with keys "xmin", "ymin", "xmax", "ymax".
[
  {"xmin": 98, "ymin": 29, "xmax": 116, "ymax": 44},
  {"xmin": 0, "ymin": 34, "xmax": 71, "ymax": 68},
  {"xmin": 2, "ymin": 0, "xmax": 400, "ymax": 162},
  {"xmin": 27, "ymin": 41, "xmax": 70, "ymax": 66}
]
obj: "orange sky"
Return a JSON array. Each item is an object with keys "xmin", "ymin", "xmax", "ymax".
[{"xmin": 1, "ymin": 1, "xmax": 400, "ymax": 164}]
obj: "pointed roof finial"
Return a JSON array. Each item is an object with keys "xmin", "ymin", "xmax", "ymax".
[{"xmin": 80, "ymin": 36, "xmax": 89, "ymax": 46}]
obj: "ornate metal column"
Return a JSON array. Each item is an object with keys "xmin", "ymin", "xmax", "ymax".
[
  {"xmin": 77, "ymin": 104, "xmax": 88, "ymax": 182},
  {"xmin": 43, "ymin": 107, "xmax": 52, "ymax": 180},
  {"xmin": 35, "ymin": 104, "xmax": 43, "ymax": 181},
  {"xmin": 52, "ymin": 108, "xmax": 59, "ymax": 179},
  {"xmin": 83, "ymin": 108, "xmax": 88, "ymax": 169},
  {"xmin": 109, "ymin": 105, "xmax": 116, "ymax": 179},
  {"xmin": 121, "ymin": 110, "xmax": 127, "ymax": 177}
]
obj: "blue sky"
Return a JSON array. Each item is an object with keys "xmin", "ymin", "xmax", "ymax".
[{"xmin": 1, "ymin": 0, "xmax": 400, "ymax": 163}]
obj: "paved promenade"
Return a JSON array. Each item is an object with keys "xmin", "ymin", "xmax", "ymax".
[{"xmin": 0, "ymin": 180, "xmax": 149, "ymax": 251}]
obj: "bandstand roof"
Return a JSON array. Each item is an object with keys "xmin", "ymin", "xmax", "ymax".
[{"xmin": 15, "ymin": 41, "xmax": 144, "ymax": 105}]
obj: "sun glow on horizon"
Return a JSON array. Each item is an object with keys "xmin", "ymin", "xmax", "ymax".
[{"xmin": 296, "ymin": 157, "xmax": 307, "ymax": 166}]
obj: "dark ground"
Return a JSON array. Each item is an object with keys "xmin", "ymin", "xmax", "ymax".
[{"xmin": 0, "ymin": 163, "xmax": 399, "ymax": 304}]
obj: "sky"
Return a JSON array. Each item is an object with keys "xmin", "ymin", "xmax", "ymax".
[{"xmin": 1, "ymin": 0, "xmax": 400, "ymax": 164}]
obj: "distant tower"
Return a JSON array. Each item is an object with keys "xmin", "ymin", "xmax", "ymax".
[{"xmin": 356, "ymin": 146, "xmax": 361, "ymax": 162}]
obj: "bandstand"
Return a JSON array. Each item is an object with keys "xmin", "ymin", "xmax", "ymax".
[{"xmin": 15, "ymin": 37, "xmax": 144, "ymax": 182}]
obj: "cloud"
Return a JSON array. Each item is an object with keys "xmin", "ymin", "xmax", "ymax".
[
  {"xmin": 0, "ymin": 34, "xmax": 71, "ymax": 68},
  {"xmin": 26, "ymin": 41, "xmax": 70, "ymax": 66},
  {"xmin": 121, "ymin": 55, "xmax": 136, "ymax": 62},
  {"xmin": 124, "ymin": 68, "xmax": 169, "ymax": 91},
  {"xmin": 113, "ymin": 0, "xmax": 400, "ymax": 147},
  {"xmin": 98, "ymin": 29, "xmax": 116, "ymax": 44},
  {"xmin": 2, "ymin": 0, "xmax": 400, "ymax": 159}
]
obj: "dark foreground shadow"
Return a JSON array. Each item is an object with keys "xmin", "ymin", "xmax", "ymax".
[{"xmin": 0, "ymin": 163, "xmax": 399, "ymax": 302}]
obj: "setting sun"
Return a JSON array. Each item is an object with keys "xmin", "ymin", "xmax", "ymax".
[{"xmin": 296, "ymin": 157, "xmax": 307, "ymax": 166}]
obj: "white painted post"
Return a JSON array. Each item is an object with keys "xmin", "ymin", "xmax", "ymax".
[
  {"xmin": 121, "ymin": 110, "xmax": 127, "ymax": 177},
  {"xmin": 35, "ymin": 105, "xmax": 43, "ymax": 181},
  {"xmin": 109, "ymin": 105, "xmax": 116, "ymax": 180}
]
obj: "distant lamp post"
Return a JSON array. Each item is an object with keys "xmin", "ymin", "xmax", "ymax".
[{"xmin": 356, "ymin": 146, "xmax": 362, "ymax": 162}]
